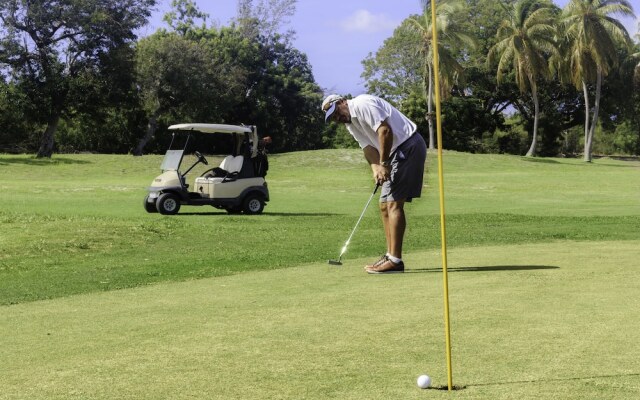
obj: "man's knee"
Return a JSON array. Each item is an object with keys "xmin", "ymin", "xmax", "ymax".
[
  {"xmin": 379, "ymin": 201, "xmax": 389, "ymax": 216},
  {"xmin": 386, "ymin": 200, "xmax": 405, "ymax": 213}
]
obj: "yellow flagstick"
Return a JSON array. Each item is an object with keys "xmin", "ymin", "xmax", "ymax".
[{"xmin": 429, "ymin": 0, "xmax": 453, "ymax": 391}]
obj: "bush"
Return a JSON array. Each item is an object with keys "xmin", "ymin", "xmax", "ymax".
[{"xmin": 560, "ymin": 127, "xmax": 582, "ymax": 156}]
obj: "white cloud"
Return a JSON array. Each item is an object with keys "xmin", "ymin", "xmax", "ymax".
[{"xmin": 339, "ymin": 9, "xmax": 398, "ymax": 33}]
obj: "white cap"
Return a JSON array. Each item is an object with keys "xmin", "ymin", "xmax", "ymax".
[{"xmin": 322, "ymin": 94, "xmax": 343, "ymax": 122}]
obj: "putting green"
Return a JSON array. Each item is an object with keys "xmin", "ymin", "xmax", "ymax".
[{"xmin": 1, "ymin": 240, "xmax": 639, "ymax": 399}]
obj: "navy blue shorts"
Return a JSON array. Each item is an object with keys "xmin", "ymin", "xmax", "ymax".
[{"xmin": 380, "ymin": 133, "xmax": 427, "ymax": 203}]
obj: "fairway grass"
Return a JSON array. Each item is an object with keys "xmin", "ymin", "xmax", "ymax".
[{"xmin": 1, "ymin": 240, "xmax": 639, "ymax": 399}]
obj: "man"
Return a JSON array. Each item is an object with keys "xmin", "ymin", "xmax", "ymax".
[{"xmin": 322, "ymin": 94, "xmax": 427, "ymax": 274}]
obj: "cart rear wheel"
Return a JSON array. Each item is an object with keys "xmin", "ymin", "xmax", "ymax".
[
  {"xmin": 157, "ymin": 193, "xmax": 181, "ymax": 215},
  {"xmin": 242, "ymin": 194, "xmax": 264, "ymax": 215}
]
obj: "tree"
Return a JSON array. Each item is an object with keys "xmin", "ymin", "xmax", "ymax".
[
  {"xmin": 361, "ymin": 19, "xmax": 424, "ymax": 106},
  {"xmin": 560, "ymin": 0, "xmax": 635, "ymax": 162},
  {"xmin": 133, "ymin": 0, "xmax": 323, "ymax": 155},
  {"xmin": 0, "ymin": 78, "xmax": 40, "ymax": 152},
  {"xmin": 57, "ymin": 44, "xmax": 147, "ymax": 153},
  {"xmin": 247, "ymin": 36, "xmax": 325, "ymax": 152},
  {"xmin": 133, "ymin": 0, "xmax": 233, "ymax": 155},
  {"xmin": 407, "ymin": 0, "xmax": 475, "ymax": 149},
  {"xmin": 0, "ymin": 0, "xmax": 156, "ymax": 157},
  {"xmin": 488, "ymin": 0, "xmax": 559, "ymax": 157},
  {"xmin": 634, "ymin": 44, "xmax": 640, "ymax": 142},
  {"xmin": 235, "ymin": 0, "xmax": 297, "ymax": 41},
  {"xmin": 163, "ymin": 0, "xmax": 209, "ymax": 36},
  {"xmin": 362, "ymin": 0, "xmax": 512, "ymax": 153},
  {"xmin": 132, "ymin": 30, "xmax": 243, "ymax": 155},
  {"xmin": 605, "ymin": 42, "xmax": 640, "ymax": 155},
  {"xmin": 224, "ymin": 0, "xmax": 325, "ymax": 152}
]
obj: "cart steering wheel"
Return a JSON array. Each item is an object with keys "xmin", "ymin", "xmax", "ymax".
[{"xmin": 194, "ymin": 151, "xmax": 209, "ymax": 165}]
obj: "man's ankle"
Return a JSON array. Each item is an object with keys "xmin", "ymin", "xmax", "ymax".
[{"xmin": 387, "ymin": 254, "xmax": 402, "ymax": 264}]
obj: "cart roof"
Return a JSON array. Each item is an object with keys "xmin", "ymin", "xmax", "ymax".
[{"xmin": 168, "ymin": 123, "xmax": 253, "ymax": 134}]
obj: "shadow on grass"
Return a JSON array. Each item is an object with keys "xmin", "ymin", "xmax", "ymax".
[
  {"xmin": 465, "ymin": 372, "xmax": 640, "ymax": 388},
  {"xmin": 429, "ymin": 384, "xmax": 467, "ymax": 391},
  {"xmin": 176, "ymin": 212, "xmax": 340, "ymax": 217},
  {"xmin": 594, "ymin": 155, "xmax": 639, "ymax": 162},
  {"xmin": 519, "ymin": 157, "xmax": 561, "ymax": 164},
  {"xmin": 519, "ymin": 155, "xmax": 638, "ymax": 168},
  {"xmin": 407, "ymin": 265, "xmax": 559, "ymax": 273},
  {"xmin": 0, "ymin": 156, "xmax": 91, "ymax": 166},
  {"xmin": 264, "ymin": 212, "xmax": 340, "ymax": 217},
  {"xmin": 173, "ymin": 212, "xmax": 228, "ymax": 216},
  {"xmin": 590, "ymin": 159, "xmax": 640, "ymax": 168}
]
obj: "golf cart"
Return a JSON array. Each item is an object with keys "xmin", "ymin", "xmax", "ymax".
[{"xmin": 144, "ymin": 123, "xmax": 270, "ymax": 215}]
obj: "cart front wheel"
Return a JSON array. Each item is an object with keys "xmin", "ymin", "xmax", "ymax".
[
  {"xmin": 157, "ymin": 193, "xmax": 181, "ymax": 215},
  {"xmin": 143, "ymin": 195, "xmax": 158, "ymax": 213}
]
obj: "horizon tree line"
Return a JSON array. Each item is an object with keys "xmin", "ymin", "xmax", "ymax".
[{"xmin": 0, "ymin": 0, "xmax": 638, "ymax": 159}]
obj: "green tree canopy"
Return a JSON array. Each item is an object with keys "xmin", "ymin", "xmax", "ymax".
[
  {"xmin": 133, "ymin": 0, "xmax": 323, "ymax": 154},
  {"xmin": 0, "ymin": 0, "xmax": 157, "ymax": 157}
]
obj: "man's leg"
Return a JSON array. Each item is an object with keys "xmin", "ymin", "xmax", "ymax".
[
  {"xmin": 367, "ymin": 134, "xmax": 425, "ymax": 273},
  {"xmin": 385, "ymin": 200, "xmax": 406, "ymax": 259},
  {"xmin": 365, "ymin": 202, "xmax": 391, "ymax": 270},
  {"xmin": 380, "ymin": 202, "xmax": 391, "ymax": 254},
  {"xmin": 366, "ymin": 200, "xmax": 406, "ymax": 273}
]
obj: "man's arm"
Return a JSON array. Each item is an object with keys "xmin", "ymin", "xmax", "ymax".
[
  {"xmin": 376, "ymin": 120, "xmax": 393, "ymax": 164},
  {"xmin": 363, "ymin": 145, "xmax": 380, "ymax": 165},
  {"xmin": 363, "ymin": 120, "xmax": 393, "ymax": 184}
]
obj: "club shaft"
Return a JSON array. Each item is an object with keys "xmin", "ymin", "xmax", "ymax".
[{"xmin": 339, "ymin": 184, "xmax": 379, "ymax": 256}]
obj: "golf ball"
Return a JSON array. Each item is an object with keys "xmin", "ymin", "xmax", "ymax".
[{"xmin": 417, "ymin": 374, "xmax": 431, "ymax": 389}]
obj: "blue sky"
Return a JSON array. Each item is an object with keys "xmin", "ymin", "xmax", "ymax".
[{"xmin": 144, "ymin": 0, "xmax": 640, "ymax": 95}]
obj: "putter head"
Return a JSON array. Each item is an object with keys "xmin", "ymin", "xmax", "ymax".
[{"xmin": 327, "ymin": 260, "xmax": 343, "ymax": 266}]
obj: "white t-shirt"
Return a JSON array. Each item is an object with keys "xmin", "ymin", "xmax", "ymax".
[{"xmin": 346, "ymin": 94, "xmax": 417, "ymax": 154}]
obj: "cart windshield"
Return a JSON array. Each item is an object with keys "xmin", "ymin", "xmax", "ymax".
[{"xmin": 160, "ymin": 150, "xmax": 184, "ymax": 171}]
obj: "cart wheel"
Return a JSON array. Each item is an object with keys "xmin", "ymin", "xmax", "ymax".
[
  {"xmin": 143, "ymin": 195, "xmax": 158, "ymax": 213},
  {"xmin": 242, "ymin": 194, "xmax": 264, "ymax": 215},
  {"xmin": 157, "ymin": 193, "xmax": 181, "ymax": 215}
]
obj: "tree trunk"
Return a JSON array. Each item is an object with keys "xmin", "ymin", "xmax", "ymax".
[
  {"xmin": 584, "ymin": 69, "xmax": 602, "ymax": 163},
  {"xmin": 132, "ymin": 110, "xmax": 160, "ymax": 156},
  {"xmin": 525, "ymin": 83, "xmax": 539, "ymax": 157},
  {"xmin": 36, "ymin": 114, "xmax": 61, "ymax": 158},
  {"xmin": 582, "ymin": 80, "xmax": 591, "ymax": 162},
  {"xmin": 426, "ymin": 63, "xmax": 435, "ymax": 150}
]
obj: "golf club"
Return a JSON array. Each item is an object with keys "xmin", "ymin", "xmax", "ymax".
[{"xmin": 328, "ymin": 183, "xmax": 380, "ymax": 265}]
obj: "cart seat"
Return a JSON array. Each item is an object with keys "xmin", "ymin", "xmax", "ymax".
[
  {"xmin": 219, "ymin": 155, "xmax": 244, "ymax": 174},
  {"xmin": 201, "ymin": 155, "xmax": 244, "ymax": 183}
]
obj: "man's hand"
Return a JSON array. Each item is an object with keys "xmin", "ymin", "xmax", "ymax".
[{"xmin": 372, "ymin": 163, "xmax": 390, "ymax": 184}]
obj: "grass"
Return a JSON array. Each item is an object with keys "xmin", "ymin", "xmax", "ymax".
[
  {"xmin": 0, "ymin": 150, "xmax": 639, "ymax": 398},
  {"xmin": 1, "ymin": 241, "xmax": 639, "ymax": 399},
  {"xmin": 1, "ymin": 151, "xmax": 638, "ymax": 305}
]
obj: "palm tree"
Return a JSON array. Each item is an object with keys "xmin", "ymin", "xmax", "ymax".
[
  {"xmin": 560, "ymin": 0, "xmax": 635, "ymax": 162},
  {"xmin": 488, "ymin": 0, "xmax": 558, "ymax": 157},
  {"xmin": 636, "ymin": 22, "xmax": 640, "ymax": 84},
  {"xmin": 407, "ymin": 0, "xmax": 475, "ymax": 149}
]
